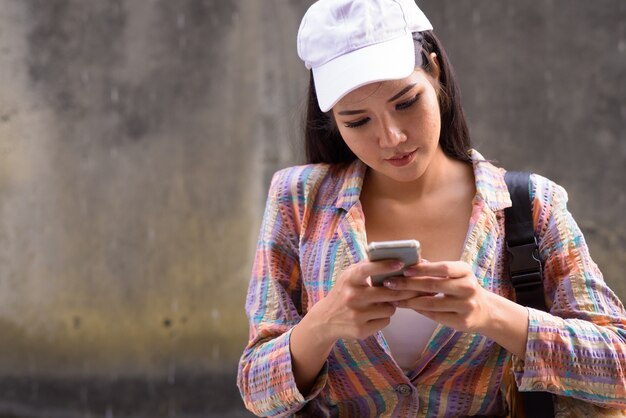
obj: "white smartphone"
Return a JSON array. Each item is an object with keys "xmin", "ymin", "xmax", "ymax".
[{"xmin": 366, "ymin": 239, "xmax": 421, "ymax": 286}]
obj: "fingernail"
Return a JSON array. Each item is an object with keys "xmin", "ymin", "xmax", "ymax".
[
  {"xmin": 392, "ymin": 262, "xmax": 404, "ymax": 270},
  {"xmin": 383, "ymin": 279, "xmax": 396, "ymax": 289}
]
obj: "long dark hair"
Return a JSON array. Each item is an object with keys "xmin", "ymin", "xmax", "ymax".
[{"xmin": 304, "ymin": 31, "xmax": 472, "ymax": 165}]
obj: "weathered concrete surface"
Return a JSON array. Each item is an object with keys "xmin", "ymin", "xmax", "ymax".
[
  {"xmin": 0, "ymin": 0, "xmax": 307, "ymax": 416},
  {"xmin": 0, "ymin": 0, "xmax": 623, "ymax": 416}
]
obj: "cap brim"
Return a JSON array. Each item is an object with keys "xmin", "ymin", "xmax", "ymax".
[{"xmin": 313, "ymin": 34, "xmax": 416, "ymax": 112}]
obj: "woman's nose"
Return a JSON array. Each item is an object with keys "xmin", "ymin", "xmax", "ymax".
[{"xmin": 379, "ymin": 120, "xmax": 407, "ymax": 148}]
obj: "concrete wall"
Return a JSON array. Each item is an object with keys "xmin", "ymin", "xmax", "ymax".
[{"xmin": 0, "ymin": 1, "xmax": 623, "ymax": 417}]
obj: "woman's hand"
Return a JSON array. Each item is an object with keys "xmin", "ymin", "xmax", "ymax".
[
  {"xmin": 383, "ymin": 260, "xmax": 491, "ymax": 332},
  {"xmin": 290, "ymin": 259, "xmax": 420, "ymax": 395},
  {"xmin": 309, "ymin": 259, "xmax": 421, "ymax": 342},
  {"xmin": 383, "ymin": 260, "xmax": 529, "ymax": 357}
]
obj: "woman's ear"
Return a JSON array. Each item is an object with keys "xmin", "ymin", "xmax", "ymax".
[
  {"xmin": 427, "ymin": 52, "xmax": 449, "ymax": 111},
  {"xmin": 428, "ymin": 52, "xmax": 441, "ymax": 81}
]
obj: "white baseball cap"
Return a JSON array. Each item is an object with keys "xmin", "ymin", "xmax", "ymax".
[{"xmin": 297, "ymin": 0, "xmax": 433, "ymax": 112}]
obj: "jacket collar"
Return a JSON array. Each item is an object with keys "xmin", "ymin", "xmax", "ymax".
[
  {"xmin": 333, "ymin": 149, "xmax": 512, "ymax": 212},
  {"xmin": 469, "ymin": 149, "xmax": 512, "ymax": 211},
  {"xmin": 334, "ymin": 159, "xmax": 367, "ymax": 211}
]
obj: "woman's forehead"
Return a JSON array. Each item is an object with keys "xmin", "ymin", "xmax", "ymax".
[{"xmin": 335, "ymin": 69, "xmax": 426, "ymax": 109}]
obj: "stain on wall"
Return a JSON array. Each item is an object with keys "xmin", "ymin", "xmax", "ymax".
[{"xmin": 2, "ymin": 0, "xmax": 249, "ymax": 376}]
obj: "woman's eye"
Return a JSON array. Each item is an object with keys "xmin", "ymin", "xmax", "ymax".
[
  {"xmin": 344, "ymin": 118, "xmax": 370, "ymax": 128},
  {"xmin": 396, "ymin": 94, "xmax": 420, "ymax": 111}
]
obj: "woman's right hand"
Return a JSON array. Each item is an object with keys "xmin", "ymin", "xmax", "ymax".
[
  {"xmin": 290, "ymin": 259, "xmax": 418, "ymax": 395},
  {"xmin": 310, "ymin": 259, "xmax": 421, "ymax": 343}
]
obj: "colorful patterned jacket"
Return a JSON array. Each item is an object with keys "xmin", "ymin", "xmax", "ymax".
[{"xmin": 237, "ymin": 150, "xmax": 626, "ymax": 417}]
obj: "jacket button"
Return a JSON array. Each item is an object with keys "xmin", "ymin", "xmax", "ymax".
[{"xmin": 395, "ymin": 383, "xmax": 413, "ymax": 397}]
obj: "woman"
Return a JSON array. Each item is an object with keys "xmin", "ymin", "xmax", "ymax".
[{"xmin": 237, "ymin": 0, "xmax": 626, "ymax": 416}]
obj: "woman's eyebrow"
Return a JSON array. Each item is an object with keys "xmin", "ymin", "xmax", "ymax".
[
  {"xmin": 336, "ymin": 83, "xmax": 418, "ymax": 116},
  {"xmin": 337, "ymin": 108, "xmax": 366, "ymax": 115},
  {"xmin": 387, "ymin": 83, "xmax": 417, "ymax": 102}
]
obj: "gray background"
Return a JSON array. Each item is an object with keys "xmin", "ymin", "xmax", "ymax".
[{"xmin": 0, "ymin": 0, "xmax": 623, "ymax": 417}]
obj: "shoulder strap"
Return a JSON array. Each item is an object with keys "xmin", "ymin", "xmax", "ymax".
[
  {"xmin": 504, "ymin": 171, "xmax": 555, "ymax": 418},
  {"xmin": 503, "ymin": 171, "xmax": 547, "ymax": 311}
]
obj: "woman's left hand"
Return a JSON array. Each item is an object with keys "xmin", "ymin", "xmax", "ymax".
[
  {"xmin": 384, "ymin": 259, "xmax": 530, "ymax": 358},
  {"xmin": 383, "ymin": 260, "xmax": 491, "ymax": 333}
]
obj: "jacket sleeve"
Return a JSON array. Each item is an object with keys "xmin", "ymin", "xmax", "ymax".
[
  {"xmin": 236, "ymin": 168, "xmax": 328, "ymax": 417},
  {"xmin": 512, "ymin": 174, "xmax": 626, "ymax": 408}
]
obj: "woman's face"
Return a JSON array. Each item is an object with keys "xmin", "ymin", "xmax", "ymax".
[{"xmin": 332, "ymin": 67, "xmax": 442, "ymax": 183}]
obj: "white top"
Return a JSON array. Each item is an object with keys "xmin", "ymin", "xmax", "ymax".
[{"xmin": 382, "ymin": 308, "xmax": 439, "ymax": 371}]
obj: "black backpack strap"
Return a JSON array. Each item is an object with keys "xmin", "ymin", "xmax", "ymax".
[
  {"xmin": 504, "ymin": 171, "xmax": 555, "ymax": 418},
  {"xmin": 504, "ymin": 171, "xmax": 547, "ymax": 311}
]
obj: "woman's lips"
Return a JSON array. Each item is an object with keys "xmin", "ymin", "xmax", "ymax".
[{"xmin": 386, "ymin": 150, "xmax": 417, "ymax": 167}]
